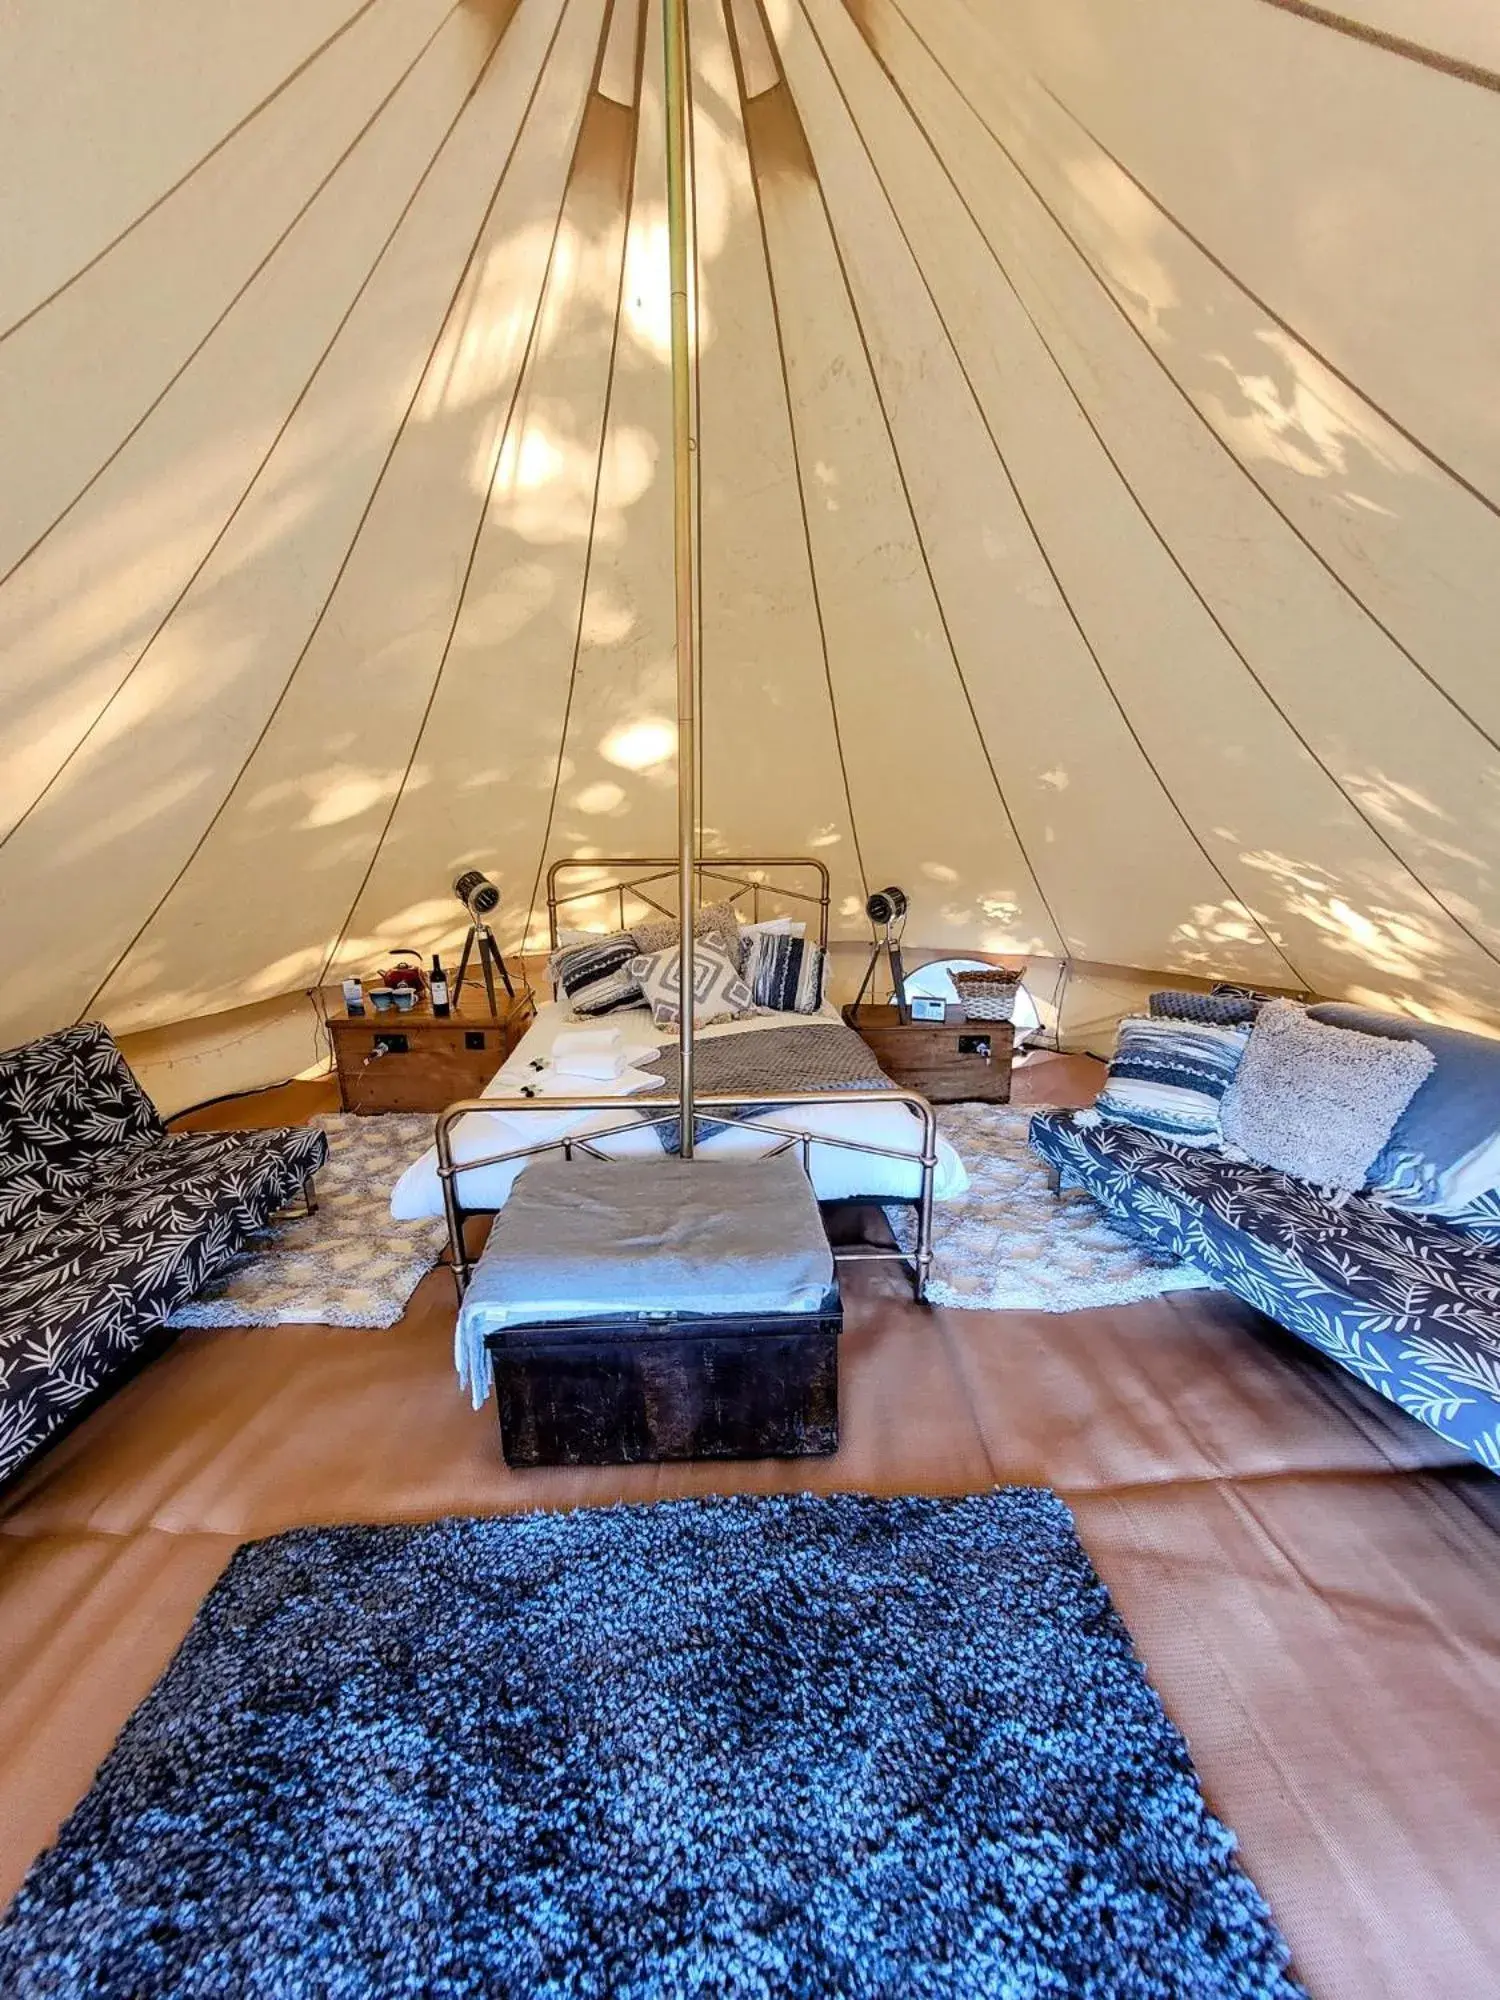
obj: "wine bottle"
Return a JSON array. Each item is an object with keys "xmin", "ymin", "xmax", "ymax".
[{"xmin": 429, "ymin": 953, "xmax": 450, "ymax": 1017}]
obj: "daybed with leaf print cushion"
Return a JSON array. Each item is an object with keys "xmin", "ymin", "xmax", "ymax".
[
  {"xmin": 0, "ymin": 1022, "xmax": 327, "ymax": 1485},
  {"xmin": 1028, "ymin": 1109, "xmax": 1500, "ymax": 1474}
]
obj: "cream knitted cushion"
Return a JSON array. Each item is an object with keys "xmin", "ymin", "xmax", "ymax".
[
  {"xmin": 1220, "ymin": 1001, "xmax": 1435, "ymax": 1193},
  {"xmin": 631, "ymin": 900, "xmax": 742, "ymax": 965}
]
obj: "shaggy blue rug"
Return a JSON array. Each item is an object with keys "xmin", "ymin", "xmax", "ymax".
[{"xmin": 0, "ymin": 1492, "xmax": 1302, "ymax": 1998}]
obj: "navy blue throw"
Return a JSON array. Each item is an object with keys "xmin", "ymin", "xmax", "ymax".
[{"xmin": 0, "ymin": 1492, "xmax": 1302, "ymax": 1999}]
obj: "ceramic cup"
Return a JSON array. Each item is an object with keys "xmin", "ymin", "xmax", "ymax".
[
  {"xmin": 368, "ymin": 987, "xmax": 396, "ymax": 1013},
  {"xmin": 392, "ymin": 987, "xmax": 417, "ymax": 1011}
]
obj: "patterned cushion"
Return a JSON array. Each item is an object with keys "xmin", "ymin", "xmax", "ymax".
[
  {"xmin": 628, "ymin": 942, "xmax": 753, "ymax": 1032},
  {"xmin": 1029, "ymin": 1108, "xmax": 1500, "ymax": 1474},
  {"xmin": 1149, "ymin": 990, "xmax": 1260, "ymax": 1027},
  {"xmin": 1222, "ymin": 1002, "xmax": 1434, "ymax": 1194},
  {"xmin": 744, "ymin": 931, "xmax": 826, "ymax": 1014},
  {"xmin": 548, "ymin": 931, "xmax": 646, "ymax": 1017},
  {"xmin": 0, "ymin": 1023, "xmax": 330, "ymax": 1485},
  {"xmin": 1092, "ymin": 1016, "xmax": 1250, "ymax": 1147}
]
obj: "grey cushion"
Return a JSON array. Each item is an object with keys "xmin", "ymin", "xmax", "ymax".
[
  {"xmin": 1307, "ymin": 1002, "xmax": 1500, "ymax": 1212},
  {"xmin": 1148, "ymin": 990, "xmax": 1260, "ymax": 1027},
  {"xmin": 1221, "ymin": 1001, "xmax": 1435, "ymax": 1193},
  {"xmin": 456, "ymin": 1155, "xmax": 836, "ymax": 1398}
]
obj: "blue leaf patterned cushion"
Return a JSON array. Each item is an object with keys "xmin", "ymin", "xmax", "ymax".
[
  {"xmin": 1092, "ymin": 1017, "xmax": 1250, "ymax": 1148},
  {"xmin": 1149, "ymin": 990, "xmax": 1260, "ymax": 1027},
  {"xmin": 1434, "ymin": 1189, "xmax": 1500, "ymax": 1247}
]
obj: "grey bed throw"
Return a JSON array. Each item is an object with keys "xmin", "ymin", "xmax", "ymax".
[{"xmin": 641, "ymin": 1022, "xmax": 895, "ymax": 1153}]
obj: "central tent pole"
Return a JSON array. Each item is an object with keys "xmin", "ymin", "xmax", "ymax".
[{"xmin": 662, "ymin": 0, "xmax": 697, "ymax": 1156}]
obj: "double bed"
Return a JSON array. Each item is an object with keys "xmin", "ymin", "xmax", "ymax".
[{"xmin": 390, "ymin": 857, "xmax": 968, "ymax": 1313}]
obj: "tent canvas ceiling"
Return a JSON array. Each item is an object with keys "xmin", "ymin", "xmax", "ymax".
[{"xmin": 3, "ymin": 0, "xmax": 1498, "ymax": 1068}]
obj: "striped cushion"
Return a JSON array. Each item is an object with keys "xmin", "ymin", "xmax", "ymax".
[
  {"xmin": 1093, "ymin": 1016, "xmax": 1251, "ymax": 1148},
  {"xmin": 548, "ymin": 932, "xmax": 645, "ymax": 1016},
  {"xmin": 744, "ymin": 932, "xmax": 826, "ymax": 1014}
]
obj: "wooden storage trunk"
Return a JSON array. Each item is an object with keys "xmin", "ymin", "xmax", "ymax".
[
  {"xmin": 486, "ymin": 1297, "xmax": 841, "ymax": 1467},
  {"xmin": 842, "ymin": 1002, "xmax": 1014, "ymax": 1104}
]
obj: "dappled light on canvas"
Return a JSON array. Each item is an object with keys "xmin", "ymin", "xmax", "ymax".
[
  {"xmin": 601, "ymin": 717, "xmax": 675, "ymax": 773},
  {"xmin": 0, "ymin": 0, "xmax": 1496, "ymax": 1053}
]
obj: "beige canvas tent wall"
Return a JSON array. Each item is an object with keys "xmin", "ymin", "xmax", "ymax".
[{"xmin": 3, "ymin": 0, "xmax": 1498, "ymax": 1109}]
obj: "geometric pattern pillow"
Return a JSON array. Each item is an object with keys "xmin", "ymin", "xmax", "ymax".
[
  {"xmin": 1092, "ymin": 1016, "xmax": 1251, "ymax": 1148},
  {"xmin": 548, "ymin": 932, "xmax": 645, "ymax": 1016},
  {"xmin": 744, "ymin": 931, "xmax": 826, "ymax": 1014},
  {"xmin": 1149, "ymin": 990, "xmax": 1261, "ymax": 1027},
  {"xmin": 628, "ymin": 942, "xmax": 753, "ymax": 1032}
]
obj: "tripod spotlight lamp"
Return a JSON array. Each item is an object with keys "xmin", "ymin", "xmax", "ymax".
[
  {"xmin": 451, "ymin": 869, "xmax": 515, "ymax": 1015},
  {"xmin": 854, "ymin": 884, "xmax": 911, "ymax": 1019}
]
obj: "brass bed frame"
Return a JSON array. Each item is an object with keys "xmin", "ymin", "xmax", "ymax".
[{"xmin": 434, "ymin": 857, "xmax": 938, "ymax": 1302}]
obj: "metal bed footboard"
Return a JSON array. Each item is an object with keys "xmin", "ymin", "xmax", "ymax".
[{"xmin": 434, "ymin": 1089, "xmax": 938, "ymax": 1303}]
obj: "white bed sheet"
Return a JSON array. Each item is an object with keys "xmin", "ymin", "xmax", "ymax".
[{"xmin": 388, "ymin": 999, "xmax": 969, "ymax": 1221}]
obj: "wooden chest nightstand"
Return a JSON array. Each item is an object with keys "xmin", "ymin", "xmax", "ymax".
[
  {"xmin": 843, "ymin": 1004, "xmax": 1013, "ymax": 1104},
  {"xmin": 329, "ymin": 992, "xmax": 530, "ymax": 1115}
]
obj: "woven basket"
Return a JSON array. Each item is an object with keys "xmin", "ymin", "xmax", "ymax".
[{"xmin": 952, "ymin": 968, "xmax": 1023, "ymax": 1022}]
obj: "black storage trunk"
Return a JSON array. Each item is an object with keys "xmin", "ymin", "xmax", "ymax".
[{"xmin": 486, "ymin": 1293, "xmax": 841, "ymax": 1467}]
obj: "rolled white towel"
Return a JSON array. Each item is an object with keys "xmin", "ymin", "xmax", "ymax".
[
  {"xmin": 552, "ymin": 1025, "xmax": 624, "ymax": 1061},
  {"xmin": 553, "ymin": 1046, "xmax": 635, "ymax": 1082}
]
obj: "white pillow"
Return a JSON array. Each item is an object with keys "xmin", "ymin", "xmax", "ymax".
[{"xmin": 629, "ymin": 942, "xmax": 753, "ymax": 1032}]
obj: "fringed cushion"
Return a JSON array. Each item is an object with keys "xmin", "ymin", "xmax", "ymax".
[{"xmin": 629, "ymin": 942, "xmax": 753, "ymax": 1032}]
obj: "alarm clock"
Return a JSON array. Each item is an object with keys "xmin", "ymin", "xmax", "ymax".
[{"xmin": 908, "ymin": 995, "xmax": 948, "ymax": 1023}]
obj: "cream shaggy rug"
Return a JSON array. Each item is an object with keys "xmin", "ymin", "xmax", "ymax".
[
  {"xmin": 887, "ymin": 1105, "xmax": 1213, "ymax": 1312},
  {"xmin": 168, "ymin": 1114, "xmax": 448, "ymax": 1330}
]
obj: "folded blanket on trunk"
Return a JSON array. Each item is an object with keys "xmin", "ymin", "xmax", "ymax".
[{"xmin": 641, "ymin": 1023, "xmax": 895, "ymax": 1154}]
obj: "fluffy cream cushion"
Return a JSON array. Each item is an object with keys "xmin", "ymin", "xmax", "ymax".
[
  {"xmin": 1221, "ymin": 1001, "xmax": 1435, "ymax": 1192},
  {"xmin": 631, "ymin": 900, "xmax": 742, "ymax": 964}
]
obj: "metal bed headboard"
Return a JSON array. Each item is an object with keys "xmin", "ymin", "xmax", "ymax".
[{"xmin": 546, "ymin": 856, "xmax": 831, "ymax": 955}]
